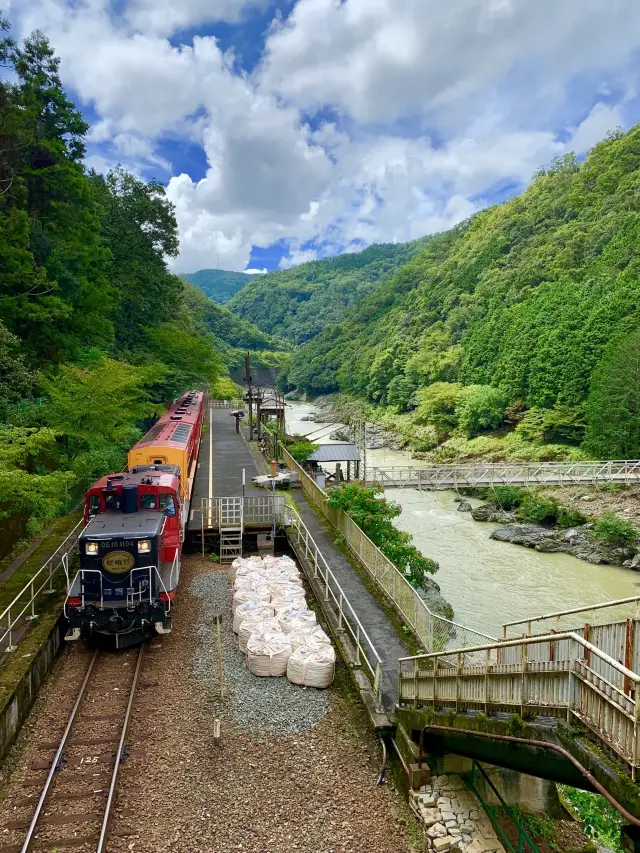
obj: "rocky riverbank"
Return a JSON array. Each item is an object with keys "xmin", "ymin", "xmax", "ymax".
[{"xmin": 466, "ymin": 502, "xmax": 639, "ymax": 567}]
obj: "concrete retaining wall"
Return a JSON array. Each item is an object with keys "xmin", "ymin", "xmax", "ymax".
[{"xmin": 0, "ymin": 615, "xmax": 64, "ymax": 760}]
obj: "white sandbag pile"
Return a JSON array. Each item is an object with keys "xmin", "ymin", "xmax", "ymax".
[
  {"xmin": 287, "ymin": 644, "xmax": 335, "ymax": 689},
  {"xmin": 228, "ymin": 555, "xmax": 335, "ymax": 688},
  {"xmin": 247, "ymin": 631, "xmax": 292, "ymax": 677}
]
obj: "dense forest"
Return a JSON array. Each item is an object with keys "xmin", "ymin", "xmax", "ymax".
[
  {"xmin": 182, "ymin": 268, "xmax": 256, "ymax": 305},
  {"xmin": 228, "ymin": 238, "xmax": 430, "ymax": 344},
  {"xmin": 278, "ymin": 131, "xmax": 640, "ymax": 461},
  {"xmin": 0, "ymin": 21, "xmax": 274, "ymax": 548}
]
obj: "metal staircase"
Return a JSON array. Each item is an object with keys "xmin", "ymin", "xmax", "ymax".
[{"xmin": 219, "ymin": 497, "xmax": 243, "ymax": 562}]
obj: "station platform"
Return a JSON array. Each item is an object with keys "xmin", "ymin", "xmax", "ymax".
[{"xmin": 187, "ymin": 406, "xmax": 264, "ymax": 534}]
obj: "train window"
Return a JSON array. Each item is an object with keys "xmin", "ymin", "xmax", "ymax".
[
  {"xmin": 159, "ymin": 493, "xmax": 176, "ymax": 517},
  {"xmin": 140, "ymin": 493, "xmax": 157, "ymax": 510},
  {"xmin": 88, "ymin": 495, "xmax": 100, "ymax": 517},
  {"xmin": 104, "ymin": 492, "xmax": 120, "ymax": 511}
]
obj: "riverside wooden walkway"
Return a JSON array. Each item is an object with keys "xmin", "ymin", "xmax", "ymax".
[{"xmin": 368, "ymin": 459, "xmax": 640, "ymax": 489}]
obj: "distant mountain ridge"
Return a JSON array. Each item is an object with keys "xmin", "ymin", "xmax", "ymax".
[
  {"xmin": 227, "ymin": 238, "xmax": 432, "ymax": 344},
  {"xmin": 182, "ymin": 269, "xmax": 256, "ymax": 305}
]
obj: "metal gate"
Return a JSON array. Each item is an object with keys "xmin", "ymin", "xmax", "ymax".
[{"xmin": 219, "ymin": 497, "xmax": 243, "ymax": 528}]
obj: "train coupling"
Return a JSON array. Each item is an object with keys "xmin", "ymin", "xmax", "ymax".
[{"xmin": 154, "ymin": 620, "xmax": 172, "ymax": 635}]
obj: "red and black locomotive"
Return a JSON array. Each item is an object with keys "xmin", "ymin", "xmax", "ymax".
[{"xmin": 65, "ymin": 391, "xmax": 204, "ymax": 647}]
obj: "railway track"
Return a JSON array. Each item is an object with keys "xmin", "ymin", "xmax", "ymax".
[{"xmin": 1, "ymin": 645, "xmax": 145, "ymax": 853}]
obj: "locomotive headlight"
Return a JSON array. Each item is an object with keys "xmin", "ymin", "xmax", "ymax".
[
  {"xmin": 137, "ymin": 539, "xmax": 152, "ymax": 554},
  {"xmin": 86, "ymin": 541, "xmax": 99, "ymax": 555}
]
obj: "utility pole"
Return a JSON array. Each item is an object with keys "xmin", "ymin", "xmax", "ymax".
[{"xmin": 245, "ymin": 352, "xmax": 254, "ymax": 441}]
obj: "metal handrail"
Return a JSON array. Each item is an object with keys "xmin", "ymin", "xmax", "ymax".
[
  {"xmin": 400, "ymin": 631, "xmax": 640, "ymax": 775},
  {"xmin": 503, "ymin": 596, "xmax": 640, "ymax": 637},
  {"xmin": 286, "ymin": 504, "xmax": 384, "ymax": 707},
  {"xmin": 367, "ymin": 460, "xmax": 640, "ymax": 487},
  {"xmin": 1, "ymin": 519, "xmax": 86, "ymax": 653},
  {"xmin": 281, "ymin": 445, "xmax": 495, "ymax": 652},
  {"xmin": 66, "ymin": 563, "xmax": 173, "ymax": 613},
  {"xmin": 399, "ymin": 630, "xmax": 640, "ymax": 682}
]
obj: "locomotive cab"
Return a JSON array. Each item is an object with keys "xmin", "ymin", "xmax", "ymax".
[{"xmin": 67, "ymin": 469, "xmax": 183, "ymax": 647}]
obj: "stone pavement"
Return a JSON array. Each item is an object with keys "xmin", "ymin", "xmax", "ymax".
[{"xmin": 410, "ymin": 774, "xmax": 505, "ymax": 853}]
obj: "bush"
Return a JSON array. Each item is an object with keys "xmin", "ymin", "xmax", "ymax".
[
  {"xmin": 287, "ymin": 440, "xmax": 318, "ymax": 463},
  {"xmin": 456, "ymin": 385, "xmax": 507, "ymax": 438},
  {"xmin": 518, "ymin": 493, "xmax": 561, "ymax": 525},
  {"xmin": 327, "ymin": 482, "xmax": 438, "ymax": 589},
  {"xmin": 593, "ymin": 511, "xmax": 638, "ymax": 546},
  {"xmin": 490, "ymin": 485, "xmax": 526, "ymax": 510},
  {"xmin": 556, "ymin": 505, "xmax": 588, "ymax": 528},
  {"xmin": 516, "ymin": 491, "xmax": 587, "ymax": 528}
]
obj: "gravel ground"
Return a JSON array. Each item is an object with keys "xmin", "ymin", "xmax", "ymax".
[
  {"xmin": 106, "ymin": 555, "xmax": 415, "ymax": 853},
  {"xmin": 190, "ymin": 567, "xmax": 329, "ymax": 735},
  {"xmin": 0, "ymin": 553, "xmax": 413, "ymax": 853}
]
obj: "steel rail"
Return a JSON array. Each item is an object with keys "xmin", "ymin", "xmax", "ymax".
[
  {"xmin": 418, "ymin": 724, "xmax": 640, "ymax": 828},
  {"xmin": 97, "ymin": 643, "xmax": 145, "ymax": 853},
  {"xmin": 20, "ymin": 648, "xmax": 100, "ymax": 853}
]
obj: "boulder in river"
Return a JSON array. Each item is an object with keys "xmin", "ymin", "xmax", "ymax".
[
  {"xmin": 330, "ymin": 428, "xmax": 351, "ymax": 441},
  {"xmin": 490, "ymin": 523, "xmax": 635, "ymax": 566},
  {"xmin": 457, "ymin": 501, "xmax": 472, "ymax": 513},
  {"xmin": 470, "ymin": 503, "xmax": 515, "ymax": 524}
]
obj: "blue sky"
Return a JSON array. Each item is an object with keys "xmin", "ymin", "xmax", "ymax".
[{"xmin": 7, "ymin": 0, "xmax": 640, "ymax": 272}]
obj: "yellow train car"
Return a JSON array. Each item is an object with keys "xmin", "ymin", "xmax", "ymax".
[{"xmin": 127, "ymin": 392, "xmax": 204, "ymax": 498}]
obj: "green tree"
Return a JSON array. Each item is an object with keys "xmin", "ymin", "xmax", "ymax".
[
  {"xmin": 585, "ymin": 329, "xmax": 640, "ymax": 458},
  {"xmin": 327, "ymin": 482, "xmax": 438, "ymax": 588},
  {"xmin": 0, "ymin": 322, "xmax": 35, "ymax": 416},
  {"xmin": 91, "ymin": 167, "xmax": 182, "ymax": 349},
  {"xmin": 457, "ymin": 385, "xmax": 507, "ymax": 437},
  {"xmin": 415, "ymin": 382, "xmax": 471, "ymax": 433},
  {"xmin": 39, "ymin": 358, "xmax": 157, "ymax": 476}
]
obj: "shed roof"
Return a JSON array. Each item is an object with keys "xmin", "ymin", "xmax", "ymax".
[{"xmin": 307, "ymin": 443, "xmax": 361, "ymax": 463}]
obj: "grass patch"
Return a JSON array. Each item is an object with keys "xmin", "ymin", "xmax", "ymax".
[{"xmin": 0, "ymin": 511, "xmax": 82, "ymax": 614}]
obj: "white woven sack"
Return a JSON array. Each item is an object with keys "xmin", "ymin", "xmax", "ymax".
[
  {"xmin": 233, "ymin": 570, "xmax": 268, "ymax": 591},
  {"xmin": 238, "ymin": 616, "xmax": 281, "ymax": 653},
  {"xmin": 272, "ymin": 595, "xmax": 307, "ymax": 615},
  {"xmin": 247, "ymin": 631, "xmax": 292, "ymax": 677},
  {"xmin": 230, "ymin": 555, "xmax": 264, "ymax": 584},
  {"xmin": 287, "ymin": 644, "xmax": 335, "ymax": 689},
  {"xmin": 232, "ymin": 602, "xmax": 275, "ymax": 633},
  {"xmin": 232, "ymin": 584, "xmax": 271, "ymax": 613},
  {"xmin": 288, "ymin": 625, "xmax": 331, "ymax": 652},
  {"xmin": 266, "ymin": 567, "xmax": 301, "ymax": 584},
  {"xmin": 278, "ymin": 609, "xmax": 317, "ymax": 634},
  {"xmin": 263, "ymin": 554, "xmax": 296, "ymax": 570},
  {"xmin": 269, "ymin": 579, "xmax": 304, "ymax": 600}
]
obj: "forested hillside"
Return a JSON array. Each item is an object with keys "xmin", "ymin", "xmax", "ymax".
[
  {"xmin": 0, "ymin": 22, "xmax": 261, "ymax": 549},
  {"xmin": 284, "ymin": 130, "xmax": 640, "ymax": 460},
  {"xmin": 228, "ymin": 239, "xmax": 430, "ymax": 344},
  {"xmin": 182, "ymin": 268, "xmax": 255, "ymax": 305}
]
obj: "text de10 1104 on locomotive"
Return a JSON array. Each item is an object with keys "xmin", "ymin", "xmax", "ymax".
[{"xmin": 65, "ymin": 390, "xmax": 204, "ymax": 647}]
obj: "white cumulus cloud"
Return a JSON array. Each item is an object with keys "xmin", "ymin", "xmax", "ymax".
[{"xmin": 7, "ymin": 0, "xmax": 640, "ymax": 271}]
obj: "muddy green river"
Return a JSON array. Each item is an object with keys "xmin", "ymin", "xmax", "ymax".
[{"xmin": 285, "ymin": 401, "xmax": 640, "ymax": 637}]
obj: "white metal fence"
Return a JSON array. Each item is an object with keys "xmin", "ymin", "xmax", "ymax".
[
  {"xmin": 287, "ymin": 504, "xmax": 383, "ymax": 707},
  {"xmin": 399, "ymin": 631, "xmax": 640, "ymax": 778},
  {"xmin": 281, "ymin": 447, "xmax": 494, "ymax": 653},
  {"xmin": 1, "ymin": 519, "xmax": 85, "ymax": 655},
  {"xmin": 200, "ymin": 495, "xmax": 286, "ymax": 530},
  {"xmin": 368, "ymin": 460, "xmax": 640, "ymax": 489},
  {"xmin": 503, "ymin": 596, "xmax": 640, "ymax": 638}
]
